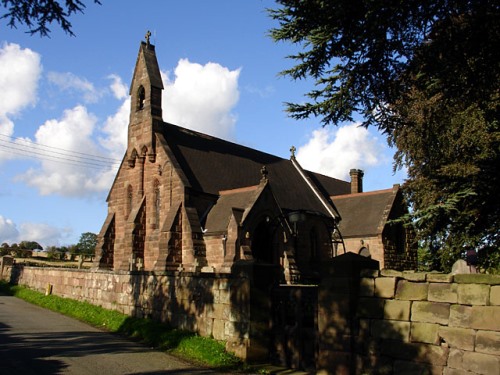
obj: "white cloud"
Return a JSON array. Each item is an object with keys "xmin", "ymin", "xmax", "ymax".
[
  {"xmin": 18, "ymin": 222, "xmax": 71, "ymax": 247},
  {"xmin": 0, "ymin": 116, "xmax": 14, "ymax": 138},
  {"xmin": 0, "ymin": 215, "xmax": 19, "ymax": 244},
  {"xmin": 0, "ymin": 43, "xmax": 42, "ymax": 161},
  {"xmin": 162, "ymin": 58, "xmax": 240, "ymax": 140},
  {"xmin": 2, "ymin": 54, "xmax": 241, "ymax": 197},
  {"xmin": 0, "ymin": 215, "xmax": 70, "ymax": 247},
  {"xmin": 47, "ymin": 71, "xmax": 100, "ymax": 103},
  {"xmin": 16, "ymin": 105, "xmax": 117, "ymax": 196},
  {"xmin": 244, "ymin": 84, "xmax": 275, "ymax": 98},
  {"xmin": 296, "ymin": 124, "xmax": 386, "ymax": 180},
  {"xmin": 108, "ymin": 74, "xmax": 128, "ymax": 100},
  {"xmin": 99, "ymin": 98, "xmax": 130, "ymax": 159},
  {"xmin": 0, "ymin": 42, "xmax": 41, "ymax": 116}
]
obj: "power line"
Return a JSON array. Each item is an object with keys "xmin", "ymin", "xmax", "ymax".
[
  {"xmin": 0, "ymin": 133, "xmax": 123, "ymax": 170},
  {"xmin": 0, "ymin": 139, "xmax": 120, "ymax": 168},
  {"xmin": 0, "ymin": 142, "xmax": 121, "ymax": 170},
  {"xmin": 0, "ymin": 133, "xmax": 123, "ymax": 163}
]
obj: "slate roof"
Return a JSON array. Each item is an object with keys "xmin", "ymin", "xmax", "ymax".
[
  {"xmin": 157, "ymin": 122, "xmax": 350, "ymax": 217},
  {"xmin": 333, "ymin": 187, "xmax": 398, "ymax": 237},
  {"xmin": 204, "ymin": 185, "xmax": 261, "ymax": 233}
]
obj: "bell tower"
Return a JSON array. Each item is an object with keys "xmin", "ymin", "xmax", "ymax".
[{"xmin": 127, "ymin": 31, "xmax": 164, "ymax": 166}]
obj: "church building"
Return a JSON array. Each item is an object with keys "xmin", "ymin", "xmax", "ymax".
[{"xmin": 94, "ymin": 37, "xmax": 416, "ymax": 279}]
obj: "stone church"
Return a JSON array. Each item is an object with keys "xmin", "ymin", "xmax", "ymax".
[{"xmin": 94, "ymin": 38, "xmax": 416, "ymax": 279}]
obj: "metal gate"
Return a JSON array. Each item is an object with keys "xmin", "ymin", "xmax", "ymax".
[{"xmin": 270, "ymin": 285, "xmax": 318, "ymax": 372}]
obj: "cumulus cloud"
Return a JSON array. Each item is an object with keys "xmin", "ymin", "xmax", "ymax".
[
  {"xmin": 296, "ymin": 124, "xmax": 386, "ymax": 180},
  {"xmin": 0, "ymin": 215, "xmax": 20, "ymax": 244},
  {"xmin": 16, "ymin": 105, "xmax": 118, "ymax": 196},
  {"xmin": 162, "ymin": 58, "xmax": 241, "ymax": 140},
  {"xmin": 0, "ymin": 215, "xmax": 70, "ymax": 247},
  {"xmin": 18, "ymin": 222, "xmax": 70, "ymax": 247},
  {"xmin": 108, "ymin": 74, "xmax": 128, "ymax": 100},
  {"xmin": 0, "ymin": 42, "xmax": 41, "ymax": 159},
  {"xmin": 98, "ymin": 59, "xmax": 241, "ymax": 157},
  {"xmin": 0, "ymin": 42, "xmax": 41, "ymax": 116},
  {"xmin": 0, "ymin": 117, "xmax": 14, "ymax": 140},
  {"xmin": 47, "ymin": 71, "xmax": 101, "ymax": 103},
  {"xmin": 99, "ymin": 98, "xmax": 130, "ymax": 159},
  {"xmin": 2, "ymin": 53, "xmax": 242, "ymax": 197}
]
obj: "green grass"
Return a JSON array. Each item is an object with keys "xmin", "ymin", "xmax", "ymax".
[{"xmin": 0, "ymin": 281, "xmax": 242, "ymax": 370}]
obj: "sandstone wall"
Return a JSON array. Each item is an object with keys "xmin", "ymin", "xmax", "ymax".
[
  {"xmin": 1, "ymin": 263, "xmax": 250, "ymax": 358},
  {"xmin": 318, "ymin": 265, "xmax": 500, "ymax": 375},
  {"xmin": 2, "ymin": 256, "xmax": 499, "ymax": 372}
]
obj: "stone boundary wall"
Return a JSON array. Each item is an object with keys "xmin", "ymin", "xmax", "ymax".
[
  {"xmin": 318, "ymin": 267, "xmax": 500, "ymax": 375},
  {"xmin": 2, "ymin": 256, "xmax": 499, "ymax": 372},
  {"xmin": 0, "ymin": 262, "xmax": 250, "ymax": 358}
]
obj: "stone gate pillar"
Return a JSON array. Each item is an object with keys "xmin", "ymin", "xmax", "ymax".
[{"xmin": 317, "ymin": 253, "xmax": 379, "ymax": 375}]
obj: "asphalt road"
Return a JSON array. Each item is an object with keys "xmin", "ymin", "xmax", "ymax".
[{"xmin": 0, "ymin": 294, "xmax": 222, "ymax": 375}]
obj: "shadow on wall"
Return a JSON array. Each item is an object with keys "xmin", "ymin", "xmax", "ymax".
[
  {"xmin": 318, "ymin": 253, "xmax": 436, "ymax": 375},
  {"xmin": 126, "ymin": 271, "xmax": 216, "ymax": 335},
  {"xmin": 117, "ymin": 256, "xmax": 438, "ymax": 373},
  {"xmin": 0, "ymin": 251, "xmax": 448, "ymax": 373},
  {"xmin": 9, "ymin": 263, "xmax": 22, "ymax": 286}
]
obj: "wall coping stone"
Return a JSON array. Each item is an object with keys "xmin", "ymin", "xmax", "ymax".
[
  {"xmin": 372, "ymin": 272, "xmax": 500, "ymax": 287},
  {"xmin": 454, "ymin": 274, "xmax": 500, "ymax": 285},
  {"xmin": 426, "ymin": 273, "xmax": 454, "ymax": 283},
  {"xmin": 380, "ymin": 269, "xmax": 403, "ymax": 277},
  {"xmin": 402, "ymin": 272, "xmax": 427, "ymax": 282},
  {"xmin": 17, "ymin": 265, "xmax": 236, "ymax": 280}
]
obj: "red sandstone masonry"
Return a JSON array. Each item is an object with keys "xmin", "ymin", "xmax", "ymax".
[
  {"xmin": 319, "ymin": 267, "xmax": 500, "ymax": 374},
  {"xmin": 4, "ymin": 261, "xmax": 500, "ymax": 372},
  {"xmin": 4, "ymin": 265, "xmax": 248, "ymax": 357}
]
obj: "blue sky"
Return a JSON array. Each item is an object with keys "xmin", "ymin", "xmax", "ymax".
[{"xmin": 0, "ymin": 0, "xmax": 406, "ymax": 247}]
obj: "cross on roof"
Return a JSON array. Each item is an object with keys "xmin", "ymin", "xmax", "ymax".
[
  {"xmin": 290, "ymin": 145, "xmax": 296, "ymax": 159},
  {"xmin": 145, "ymin": 30, "xmax": 151, "ymax": 45}
]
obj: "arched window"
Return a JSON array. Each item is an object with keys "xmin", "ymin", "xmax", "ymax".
[
  {"xmin": 154, "ymin": 179, "xmax": 160, "ymax": 228},
  {"xmin": 126, "ymin": 185, "xmax": 133, "ymax": 219},
  {"xmin": 137, "ymin": 86, "xmax": 145, "ymax": 110}
]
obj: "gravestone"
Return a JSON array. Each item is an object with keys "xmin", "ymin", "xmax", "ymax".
[{"xmin": 451, "ymin": 259, "xmax": 474, "ymax": 274}]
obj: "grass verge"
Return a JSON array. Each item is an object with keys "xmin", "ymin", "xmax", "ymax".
[{"xmin": 0, "ymin": 281, "xmax": 242, "ymax": 370}]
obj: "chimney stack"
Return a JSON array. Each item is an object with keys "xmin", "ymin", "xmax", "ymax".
[{"xmin": 350, "ymin": 169, "xmax": 364, "ymax": 194}]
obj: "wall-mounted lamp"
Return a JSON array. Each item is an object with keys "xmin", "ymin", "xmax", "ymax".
[{"xmin": 288, "ymin": 211, "xmax": 307, "ymax": 236}]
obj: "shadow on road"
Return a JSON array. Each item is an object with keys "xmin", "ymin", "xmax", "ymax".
[{"xmin": 0, "ymin": 294, "xmax": 228, "ymax": 375}]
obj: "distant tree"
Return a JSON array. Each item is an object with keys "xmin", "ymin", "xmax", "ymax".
[
  {"xmin": 45, "ymin": 245, "xmax": 58, "ymax": 260},
  {"xmin": 19, "ymin": 241, "xmax": 43, "ymax": 250},
  {"xmin": 67, "ymin": 244, "xmax": 78, "ymax": 261},
  {"xmin": 1, "ymin": 0, "xmax": 101, "ymax": 37},
  {"xmin": 269, "ymin": 0, "xmax": 500, "ymax": 272},
  {"xmin": 45, "ymin": 245, "xmax": 65, "ymax": 260},
  {"xmin": 77, "ymin": 232, "xmax": 97, "ymax": 260},
  {"xmin": 1, "ymin": 242, "xmax": 9, "ymax": 256}
]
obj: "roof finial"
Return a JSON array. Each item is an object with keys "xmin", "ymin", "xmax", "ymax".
[
  {"xmin": 290, "ymin": 145, "xmax": 296, "ymax": 159},
  {"xmin": 260, "ymin": 165, "xmax": 268, "ymax": 181},
  {"xmin": 145, "ymin": 30, "xmax": 151, "ymax": 46}
]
